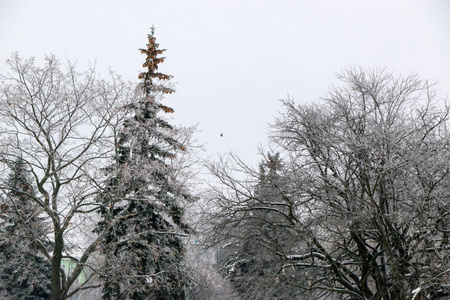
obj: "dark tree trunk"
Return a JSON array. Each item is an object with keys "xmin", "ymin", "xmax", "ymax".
[{"xmin": 50, "ymin": 233, "xmax": 64, "ymax": 300}]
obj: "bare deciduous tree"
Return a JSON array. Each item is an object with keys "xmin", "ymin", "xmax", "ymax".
[
  {"xmin": 0, "ymin": 54, "xmax": 131, "ymax": 300},
  {"xmin": 205, "ymin": 68, "xmax": 450, "ymax": 300}
]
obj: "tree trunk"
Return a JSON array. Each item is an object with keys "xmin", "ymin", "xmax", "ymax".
[{"xmin": 50, "ymin": 233, "xmax": 64, "ymax": 300}]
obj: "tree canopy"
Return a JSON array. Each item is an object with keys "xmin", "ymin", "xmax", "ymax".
[{"xmin": 205, "ymin": 68, "xmax": 450, "ymax": 300}]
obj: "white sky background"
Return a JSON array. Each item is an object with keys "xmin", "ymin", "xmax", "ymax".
[{"xmin": 1, "ymin": 0, "xmax": 449, "ymax": 167}]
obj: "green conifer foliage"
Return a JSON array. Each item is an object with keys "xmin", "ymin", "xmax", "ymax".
[
  {"xmin": 96, "ymin": 27, "xmax": 190, "ymax": 300},
  {"xmin": 0, "ymin": 159, "xmax": 51, "ymax": 299}
]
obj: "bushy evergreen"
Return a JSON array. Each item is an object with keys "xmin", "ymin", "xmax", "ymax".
[{"xmin": 0, "ymin": 159, "xmax": 51, "ymax": 299}]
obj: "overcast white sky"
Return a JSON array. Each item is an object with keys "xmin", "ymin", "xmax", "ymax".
[{"xmin": 1, "ymin": 0, "xmax": 449, "ymax": 166}]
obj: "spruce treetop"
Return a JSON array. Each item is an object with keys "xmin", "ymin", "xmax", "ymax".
[{"xmin": 138, "ymin": 26, "xmax": 175, "ymax": 106}]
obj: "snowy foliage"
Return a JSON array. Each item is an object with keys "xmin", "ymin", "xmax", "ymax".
[{"xmin": 0, "ymin": 53, "xmax": 133, "ymax": 299}]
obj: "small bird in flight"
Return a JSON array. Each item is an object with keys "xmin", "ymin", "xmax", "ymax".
[{"xmin": 220, "ymin": 133, "xmax": 223, "ymax": 137}]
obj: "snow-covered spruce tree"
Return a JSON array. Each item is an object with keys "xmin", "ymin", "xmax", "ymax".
[
  {"xmin": 96, "ymin": 27, "xmax": 191, "ymax": 299},
  {"xmin": 208, "ymin": 153, "xmax": 303, "ymax": 300},
  {"xmin": 0, "ymin": 158, "xmax": 51, "ymax": 299}
]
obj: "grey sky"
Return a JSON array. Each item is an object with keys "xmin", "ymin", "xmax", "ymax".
[{"xmin": 1, "ymin": 0, "xmax": 449, "ymax": 166}]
